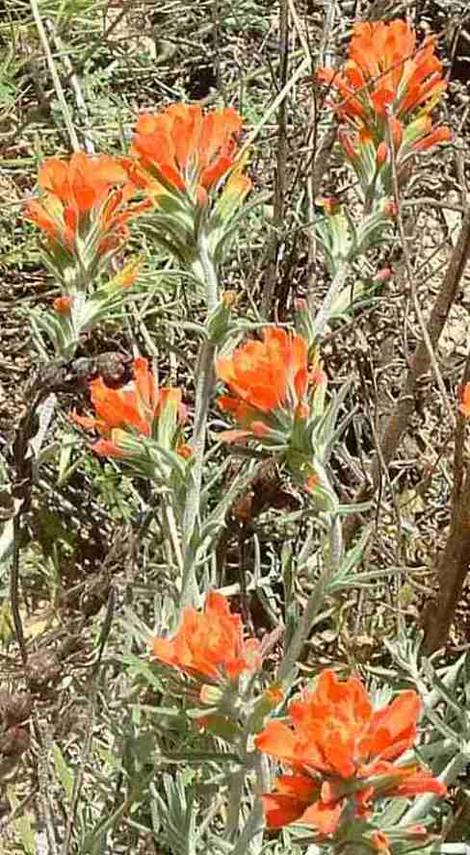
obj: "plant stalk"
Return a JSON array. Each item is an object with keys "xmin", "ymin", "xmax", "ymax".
[
  {"xmin": 231, "ymin": 753, "xmax": 270, "ymax": 855},
  {"xmin": 399, "ymin": 752, "xmax": 470, "ymax": 827},
  {"xmin": 277, "ymin": 512, "xmax": 342, "ymax": 683},
  {"xmin": 312, "ymin": 262, "xmax": 349, "ymax": 341},
  {"xmin": 181, "ymin": 233, "xmax": 219, "ymax": 605}
]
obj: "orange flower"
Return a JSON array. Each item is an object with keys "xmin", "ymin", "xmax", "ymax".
[
  {"xmin": 131, "ymin": 103, "xmax": 249, "ymax": 199},
  {"xmin": 216, "ymin": 327, "xmax": 321, "ymax": 442},
  {"xmin": 317, "ymin": 20, "xmax": 450, "ymax": 154},
  {"xmin": 25, "ymin": 151, "xmax": 148, "ymax": 258},
  {"xmin": 459, "ymin": 383, "xmax": 470, "ymax": 417},
  {"xmin": 151, "ymin": 591, "xmax": 261, "ymax": 683},
  {"xmin": 255, "ymin": 669, "xmax": 445, "ymax": 833},
  {"xmin": 72, "ymin": 356, "xmax": 186, "ymax": 458}
]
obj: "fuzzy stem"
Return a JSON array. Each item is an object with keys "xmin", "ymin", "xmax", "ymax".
[
  {"xmin": 161, "ymin": 495, "xmax": 184, "ymax": 577},
  {"xmin": 231, "ymin": 753, "xmax": 270, "ymax": 855},
  {"xmin": 181, "ymin": 233, "xmax": 219, "ymax": 605},
  {"xmin": 224, "ymin": 731, "xmax": 249, "ymax": 841},
  {"xmin": 198, "ymin": 230, "xmax": 218, "ymax": 313},
  {"xmin": 312, "ymin": 261, "xmax": 349, "ymax": 341},
  {"xmin": 399, "ymin": 752, "xmax": 469, "ymax": 827},
  {"xmin": 277, "ymin": 513, "xmax": 343, "ymax": 683}
]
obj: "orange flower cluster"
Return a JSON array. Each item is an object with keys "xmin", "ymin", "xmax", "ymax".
[
  {"xmin": 72, "ymin": 356, "xmax": 187, "ymax": 458},
  {"xmin": 25, "ymin": 152, "xmax": 149, "ymax": 258},
  {"xmin": 317, "ymin": 20, "xmax": 451, "ymax": 158},
  {"xmin": 151, "ymin": 591, "xmax": 261, "ymax": 683},
  {"xmin": 130, "ymin": 103, "xmax": 250, "ymax": 203},
  {"xmin": 216, "ymin": 327, "xmax": 325, "ymax": 443},
  {"xmin": 255, "ymin": 669, "xmax": 445, "ymax": 836},
  {"xmin": 26, "ymin": 103, "xmax": 250, "ymax": 287}
]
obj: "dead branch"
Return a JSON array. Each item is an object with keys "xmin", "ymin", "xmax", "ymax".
[
  {"xmin": 423, "ymin": 349, "xmax": 470, "ymax": 651},
  {"xmin": 343, "ymin": 206, "xmax": 470, "ymax": 545}
]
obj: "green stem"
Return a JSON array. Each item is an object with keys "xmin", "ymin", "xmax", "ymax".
[
  {"xmin": 224, "ymin": 742, "xmax": 248, "ymax": 840},
  {"xmin": 399, "ymin": 752, "xmax": 469, "ymax": 827},
  {"xmin": 161, "ymin": 494, "xmax": 184, "ymax": 577},
  {"xmin": 277, "ymin": 513, "xmax": 343, "ymax": 683},
  {"xmin": 29, "ymin": 0, "xmax": 80, "ymax": 152},
  {"xmin": 197, "ymin": 230, "xmax": 218, "ymax": 313},
  {"xmin": 231, "ymin": 753, "xmax": 270, "ymax": 855},
  {"xmin": 181, "ymin": 233, "xmax": 219, "ymax": 605},
  {"xmin": 312, "ymin": 261, "xmax": 349, "ymax": 341}
]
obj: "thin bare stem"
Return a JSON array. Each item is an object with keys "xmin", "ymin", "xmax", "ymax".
[
  {"xmin": 238, "ymin": 56, "xmax": 310, "ymax": 160},
  {"xmin": 29, "ymin": 0, "xmax": 80, "ymax": 151},
  {"xmin": 344, "ymin": 206, "xmax": 470, "ymax": 546},
  {"xmin": 260, "ymin": 0, "xmax": 289, "ymax": 317},
  {"xmin": 388, "ymin": 117, "xmax": 455, "ymax": 427}
]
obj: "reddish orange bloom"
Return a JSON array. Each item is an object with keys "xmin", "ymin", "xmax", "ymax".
[
  {"xmin": 216, "ymin": 327, "xmax": 322, "ymax": 442},
  {"xmin": 317, "ymin": 20, "xmax": 450, "ymax": 154},
  {"xmin": 151, "ymin": 591, "xmax": 261, "ymax": 683},
  {"xmin": 25, "ymin": 151, "xmax": 148, "ymax": 257},
  {"xmin": 459, "ymin": 383, "xmax": 470, "ymax": 417},
  {"xmin": 255, "ymin": 669, "xmax": 445, "ymax": 834},
  {"xmin": 72, "ymin": 356, "xmax": 186, "ymax": 458},
  {"xmin": 131, "ymin": 103, "xmax": 248, "ymax": 199}
]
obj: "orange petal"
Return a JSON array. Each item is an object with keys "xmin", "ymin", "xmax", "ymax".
[
  {"xmin": 299, "ymin": 799, "xmax": 343, "ymax": 834},
  {"xmin": 261, "ymin": 793, "xmax": 307, "ymax": 828},
  {"xmin": 92, "ymin": 438, "xmax": 125, "ymax": 458},
  {"xmin": 255, "ymin": 720, "xmax": 298, "ymax": 765},
  {"xmin": 459, "ymin": 383, "xmax": 470, "ymax": 417},
  {"xmin": 275, "ymin": 774, "xmax": 318, "ymax": 801},
  {"xmin": 366, "ymin": 690, "xmax": 420, "ymax": 762}
]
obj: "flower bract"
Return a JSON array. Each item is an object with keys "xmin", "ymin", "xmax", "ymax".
[
  {"xmin": 72, "ymin": 356, "xmax": 187, "ymax": 459},
  {"xmin": 25, "ymin": 151, "xmax": 149, "ymax": 281},
  {"xmin": 255, "ymin": 669, "xmax": 446, "ymax": 834},
  {"xmin": 151, "ymin": 591, "xmax": 261, "ymax": 684}
]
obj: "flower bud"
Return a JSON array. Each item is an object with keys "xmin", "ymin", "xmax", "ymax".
[
  {"xmin": 264, "ymin": 683, "xmax": 283, "ymax": 708},
  {"xmin": 384, "ymin": 200, "xmax": 398, "ymax": 218},
  {"xmin": 199, "ymin": 683, "xmax": 224, "ymax": 706},
  {"xmin": 53, "ymin": 295, "xmax": 73, "ymax": 315},
  {"xmin": 318, "ymin": 196, "xmax": 340, "ymax": 216},
  {"xmin": 376, "ymin": 142, "xmax": 389, "ymax": 166},
  {"xmin": 305, "ymin": 473, "xmax": 320, "ymax": 492},
  {"xmin": 222, "ymin": 290, "xmax": 237, "ymax": 309},
  {"xmin": 295, "ymin": 402, "xmax": 310, "ymax": 421},
  {"xmin": 375, "ymin": 266, "xmax": 393, "ymax": 282},
  {"xmin": 371, "ymin": 830, "xmax": 391, "ymax": 853}
]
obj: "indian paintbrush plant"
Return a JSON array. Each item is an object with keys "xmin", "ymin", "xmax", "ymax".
[{"xmin": 7, "ymin": 13, "xmax": 461, "ymax": 854}]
